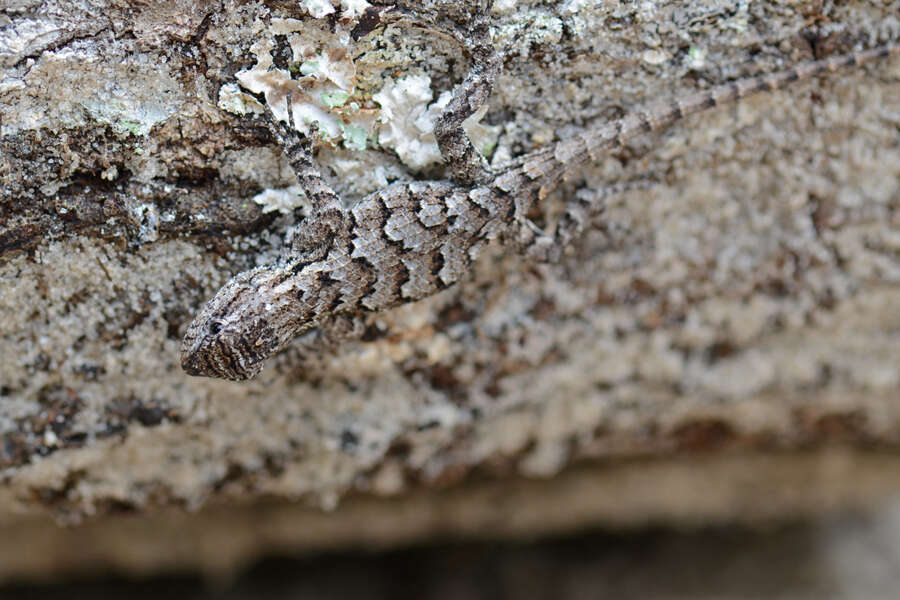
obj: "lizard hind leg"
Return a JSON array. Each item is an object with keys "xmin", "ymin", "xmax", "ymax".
[
  {"xmin": 513, "ymin": 217, "xmax": 562, "ymax": 263},
  {"xmin": 365, "ymin": 1, "xmax": 499, "ymax": 186},
  {"xmin": 431, "ymin": 2, "xmax": 501, "ymax": 187},
  {"xmin": 516, "ymin": 178, "xmax": 659, "ymax": 263},
  {"xmin": 554, "ymin": 178, "xmax": 658, "ymax": 250}
]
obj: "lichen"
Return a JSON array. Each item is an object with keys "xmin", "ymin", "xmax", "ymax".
[
  {"xmin": 3, "ymin": 0, "xmax": 900, "ymax": 531},
  {"xmin": 223, "ymin": 2, "xmax": 505, "ymax": 172},
  {"xmin": 227, "ymin": 13, "xmax": 377, "ymax": 149},
  {"xmin": 1, "ymin": 45, "xmax": 183, "ymax": 138},
  {"xmin": 217, "ymin": 83, "xmax": 265, "ymax": 116},
  {"xmin": 301, "ymin": 0, "xmax": 337, "ymax": 19},
  {"xmin": 252, "ymin": 185, "xmax": 309, "ymax": 214},
  {"xmin": 373, "ymin": 74, "xmax": 499, "ymax": 170}
]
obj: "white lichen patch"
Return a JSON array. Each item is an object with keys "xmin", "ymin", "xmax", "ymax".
[
  {"xmin": 562, "ymin": 0, "xmax": 597, "ymax": 13},
  {"xmin": 217, "ymin": 82, "xmax": 265, "ymax": 116},
  {"xmin": 373, "ymin": 74, "xmax": 499, "ymax": 170},
  {"xmin": 492, "ymin": 0, "xmax": 518, "ymax": 13},
  {"xmin": 301, "ymin": 0, "xmax": 336, "ymax": 19},
  {"xmin": 642, "ymin": 49, "xmax": 669, "ymax": 65},
  {"xmin": 252, "ymin": 185, "xmax": 309, "ymax": 214},
  {"xmin": 528, "ymin": 14, "xmax": 565, "ymax": 45},
  {"xmin": 70, "ymin": 52, "xmax": 183, "ymax": 137},
  {"xmin": 2, "ymin": 43, "xmax": 183, "ymax": 137},
  {"xmin": 131, "ymin": 202, "xmax": 161, "ymax": 243},
  {"xmin": 372, "ymin": 75, "xmax": 440, "ymax": 169},
  {"xmin": 227, "ymin": 14, "xmax": 377, "ymax": 149},
  {"xmin": 0, "ymin": 16, "xmax": 106, "ymax": 69},
  {"xmin": 298, "ymin": 0, "xmax": 371, "ymax": 20},
  {"xmin": 339, "ymin": 0, "xmax": 371, "ymax": 19}
]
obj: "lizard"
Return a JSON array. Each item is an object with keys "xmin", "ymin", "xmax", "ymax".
[{"xmin": 180, "ymin": 5, "xmax": 900, "ymax": 381}]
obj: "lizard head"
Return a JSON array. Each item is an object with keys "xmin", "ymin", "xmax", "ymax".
[{"xmin": 181, "ymin": 265, "xmax": 318, "ymax": 381}]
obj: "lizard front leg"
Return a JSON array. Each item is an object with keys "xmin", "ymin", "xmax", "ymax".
[
  {"xmin": 261, "ymin": 93, "xmax": 350, "ymax": 256},
  {"xmin": 278, "ymin": 313, "xmax": 369, "ymax": 377}
]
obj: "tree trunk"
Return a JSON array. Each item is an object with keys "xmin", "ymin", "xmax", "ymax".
[{"xmin": 1, "ymin": 0, "xmax": 899, "ymax": 578}]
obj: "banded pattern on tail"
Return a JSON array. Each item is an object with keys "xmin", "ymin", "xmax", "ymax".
[{"xmin": 521, "ymin": 44, "xmax": 900, "ymax": 194}]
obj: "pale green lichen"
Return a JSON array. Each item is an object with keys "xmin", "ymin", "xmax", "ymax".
[
  {"xmin": 688, "ymin": 46, "xmax": 707, "ymax": 69},
  {"xmin": 117, "ymin": 119, "xmax": 143, "ymax": 136},
  {"xmin": 339, "ymin": 122, "xmax": 369, "ymax": 150},
  {"xmin": 322, "ymin": 90, "xmax": 351, "ymax": 108},
  {"xmin": 4, "ymin": 43, "xmax": 186, "ymax": 139},
  {"xmin": 299, "ymin": 60, "xmax": 319, "ymax": 76}
]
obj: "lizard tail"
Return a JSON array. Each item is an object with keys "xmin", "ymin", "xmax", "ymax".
[{"xmin": 521, "ymin": 43, "xmax": 900, "ymax": 195}]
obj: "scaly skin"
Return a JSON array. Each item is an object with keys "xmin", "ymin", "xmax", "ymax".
[{"xmin": 180, "ymin": 24, "xmax": 899, "ymax": 380}]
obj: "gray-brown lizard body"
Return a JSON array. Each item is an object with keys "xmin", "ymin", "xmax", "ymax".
[{"xmin": 181, "ymin": 30, "xmax": 899, "ymax": 380}]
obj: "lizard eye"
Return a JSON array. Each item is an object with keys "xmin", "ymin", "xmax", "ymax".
[{"xmin": 209, "ymin": 321, "xmax": 224, "ymax": 335}]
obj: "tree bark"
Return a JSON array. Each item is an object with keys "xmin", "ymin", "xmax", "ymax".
[{"xmin": 1, "ymin": 0, "xmax": 899, "ymax": 578}]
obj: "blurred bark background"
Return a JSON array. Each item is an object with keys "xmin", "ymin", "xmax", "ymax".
[{"xmin": 1, "ymin": 0, "xmax": 899, "ymax": 580}]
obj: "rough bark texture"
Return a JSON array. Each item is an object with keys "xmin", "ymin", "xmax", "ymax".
[{"xmin": 1, "ymin": 0, "xmax": 899, "ymax": 579}]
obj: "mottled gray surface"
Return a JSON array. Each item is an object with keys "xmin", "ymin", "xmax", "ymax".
[{"xmin": 1, "ymin": 0, "xmax": 899, "ymax": 579}]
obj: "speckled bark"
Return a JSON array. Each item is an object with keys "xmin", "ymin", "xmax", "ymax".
[{"xmin": 1, "ymin": 0, "xmax": 899, "ymax": 578}]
